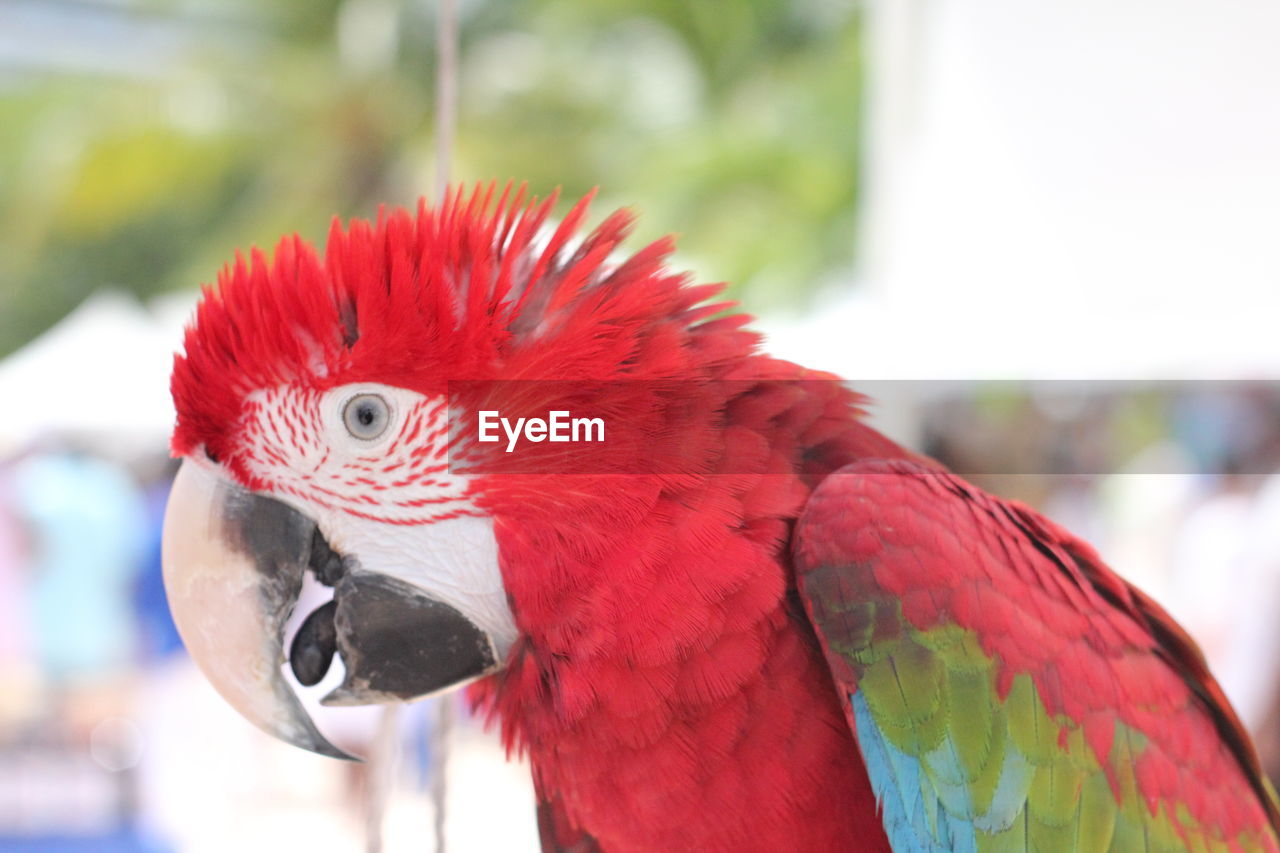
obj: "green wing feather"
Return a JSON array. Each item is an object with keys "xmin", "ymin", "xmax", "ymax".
[{"xmin": 794, "ymin": 459, "xmax": 1280, "ymax": 853}]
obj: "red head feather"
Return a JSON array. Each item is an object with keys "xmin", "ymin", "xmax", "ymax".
[{"xmin": 170, "ymin": 183, "xmax": 748, "ymax": 465}]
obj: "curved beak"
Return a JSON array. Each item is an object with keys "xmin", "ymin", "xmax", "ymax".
[
  {"xmin": 162, "ymin": 461, "xmax": 355, "ymax": 759},
  {"xmin": 162, "ymin": 460, "xmax": 501, "ymax": 760}
]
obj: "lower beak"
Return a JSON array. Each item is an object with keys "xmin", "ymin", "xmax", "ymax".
[{"xmin": 162, "ymin": 461, "xmax": 499, "ymax": 761}]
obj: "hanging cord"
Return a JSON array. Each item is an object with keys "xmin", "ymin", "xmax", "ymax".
[
  {"xmin": 366, "ymin": 705, "xmax": 401, "ymax": 853},
  {"xmin": 430, "ymin": 697, "xmax": 454, "ymax": 853},
  {"xmin": 364, "ymin": 2, "xmax": 459, "ymax": 851},
  {"xmin": 429, "ymin": 2, "xmax": 459, "ymax": 847},
  {"xmin": 435, "ymin": 0, "xmax": 458, "ymax": 202}
]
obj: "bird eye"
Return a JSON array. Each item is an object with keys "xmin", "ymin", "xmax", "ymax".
[{"xmin": 342, "ymin": 394, "xmax": 390, "ymax": 440}]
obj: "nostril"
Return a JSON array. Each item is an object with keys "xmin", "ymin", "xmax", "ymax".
[
  {"xmin": 204, "ymin": 447, "xmax": 221, "ymax": 465},
  {"xmin": 308, "ymin": 527, "xmax": 347, "ymax": 586}
]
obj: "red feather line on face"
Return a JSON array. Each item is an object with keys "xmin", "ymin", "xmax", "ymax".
[{"xmin": 170, "ymin": 182, "xmax": 738, "ymax": 469}]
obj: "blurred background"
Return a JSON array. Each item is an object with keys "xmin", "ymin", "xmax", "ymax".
[{"xmin": 1, "ymin": 0, "xmax": 1279, "ymax": 850}]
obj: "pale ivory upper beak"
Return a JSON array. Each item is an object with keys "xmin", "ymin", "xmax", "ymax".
[{"xmin": 162, "ymin": 460, "xmax": 355, "ymax": 760}]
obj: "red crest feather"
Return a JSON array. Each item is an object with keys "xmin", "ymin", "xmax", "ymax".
[{"xmin": 170, "ymin": 182, "xmax": 748, "ymax": 462}]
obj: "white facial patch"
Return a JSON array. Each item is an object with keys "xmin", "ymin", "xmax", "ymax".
[
  {"xmin": 331, "ymin": 513, "xmax": 516, "ymax": 656},
  {"xmin": 238, "ymin": 381, "xmax": 518, "ymax": 658}
]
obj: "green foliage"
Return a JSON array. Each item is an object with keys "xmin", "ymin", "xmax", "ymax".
[{"xmin": 0, "ymin": 0, "xmax": 862, "ymax": 357}]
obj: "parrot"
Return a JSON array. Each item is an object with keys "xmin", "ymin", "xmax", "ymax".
[{"xmin": 162, "ymin": 183, "xmax": 1280, "ymax": 852}]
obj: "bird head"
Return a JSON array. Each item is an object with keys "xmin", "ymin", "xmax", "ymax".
[{"xmin": 163, "ymin": 184, "xmax": 754, "ymax": 758}]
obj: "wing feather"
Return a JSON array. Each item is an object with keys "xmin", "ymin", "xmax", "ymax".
[{"xmin": 794, "ymin": 459, "xmax": 1279, "ymax": 853}]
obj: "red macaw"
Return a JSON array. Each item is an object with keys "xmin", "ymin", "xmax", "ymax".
[{"xmin": 162, "ymin": 185, "xmax": 1280, "ymax": 852}]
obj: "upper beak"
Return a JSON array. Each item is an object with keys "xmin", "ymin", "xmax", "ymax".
[
  {"xmin": 162, "ymin": 460, "xmax": 500, "ymax": 760},
  {"xmin": 162, "ymin": 460, "xmax": 355, "ymax": 759}
]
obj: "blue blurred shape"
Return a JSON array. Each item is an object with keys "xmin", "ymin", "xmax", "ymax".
[
  {"xmin": 12, "ymin": 452, "xmax": 147, "ymax": 682},
  {"xmin": 0, "ymin": 829, "xmax": 172, "ymax": 853},
  {"xmin": 134, "ymin": 477, "xmax": 183, "ymax": 661}
]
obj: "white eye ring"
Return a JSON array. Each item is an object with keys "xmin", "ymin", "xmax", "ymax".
[{"xmin": 343, "ymin": 394, "xmax": 391, "ymax": 441}]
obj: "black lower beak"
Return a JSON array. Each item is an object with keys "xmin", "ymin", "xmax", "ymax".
[{"xmin": 314, "ymin": 573, "xmax": 498, "ymax": 706}]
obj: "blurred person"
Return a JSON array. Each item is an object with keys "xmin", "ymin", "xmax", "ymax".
[
  {"xmin": 1241, "ymin": 468, "xmax": 1280, "ymax": 784},
  {"xmin": 1162, "ymin": 387, "xmax": 1280, "ymax": 743},
  {"xmin": 0, "ymin": 448, "xmax": 155, "ymax": 847},
  {"xmin": 0, "ymin": 457, "xmax": 37, "ymax": 737},
  {"xmin": 1166, "ymin": 462, "xmax": 1268, "ymax": 725},
  {"xmin": 11, "ymin": 450, "xmax": 147, "ymax": 693}
]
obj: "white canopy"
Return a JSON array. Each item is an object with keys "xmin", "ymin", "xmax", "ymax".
[{"xmin": 0, "ymin": 290, "xmax": 194, "ymax": 449}]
